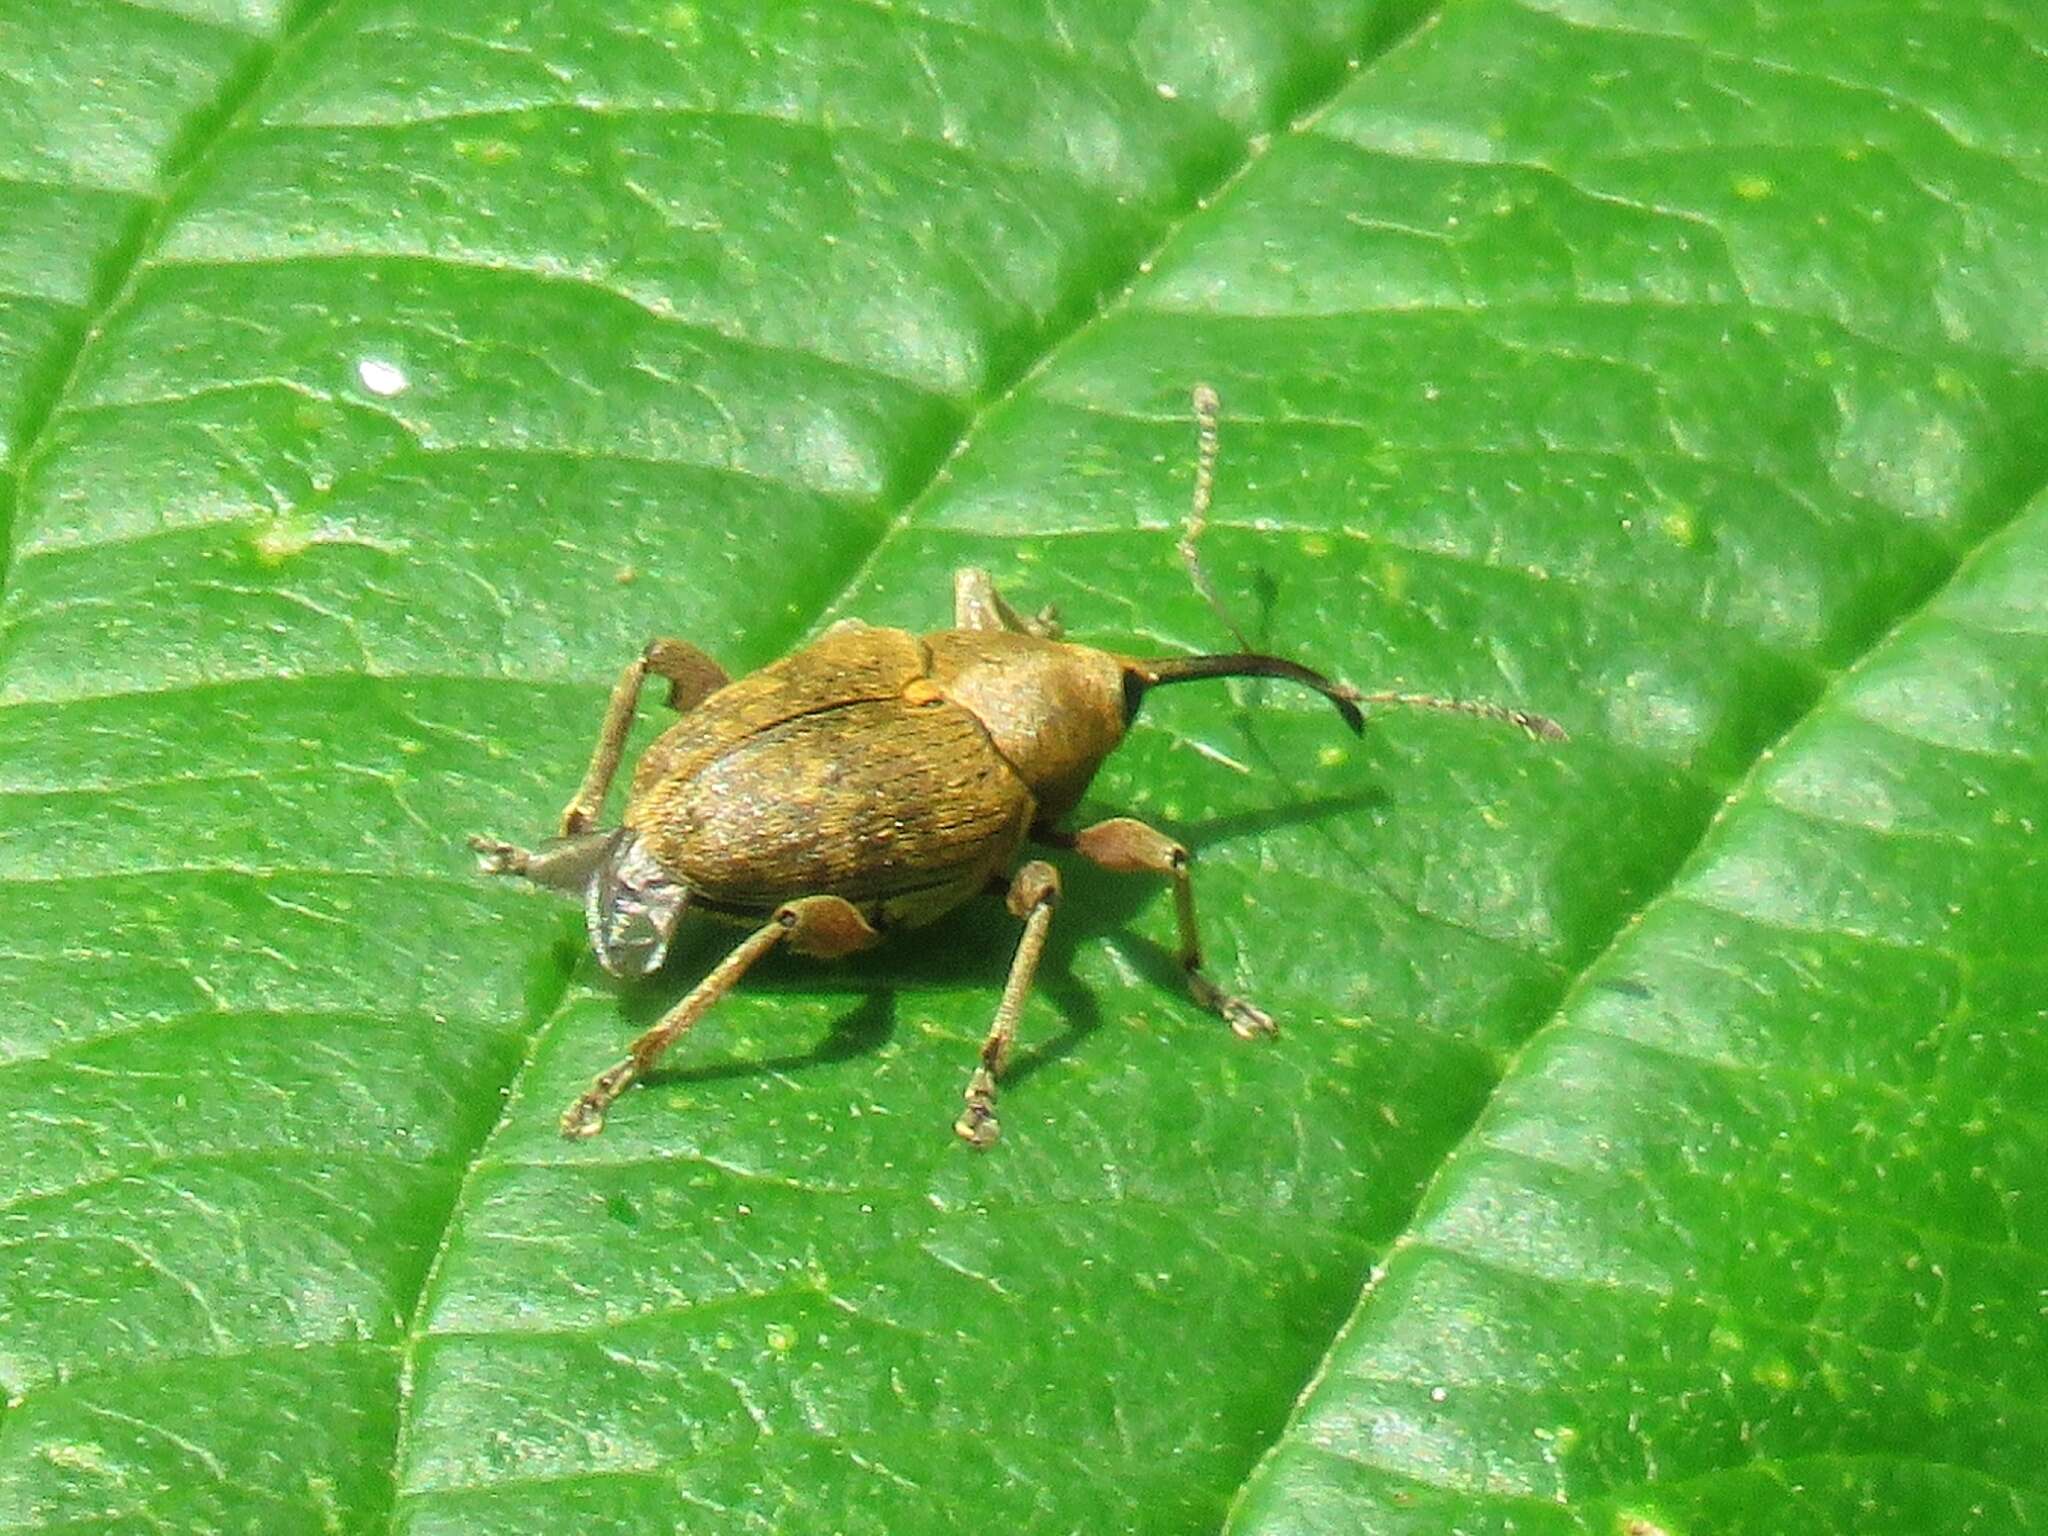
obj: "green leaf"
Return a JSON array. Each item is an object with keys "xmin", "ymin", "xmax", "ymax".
[
  {"xmin": 1226, "ymin": 487, "xmax": 2048, "ymax": 1536},
  {"xmin": 1, "ymin": 3, "xmax": 2041, "ymax": 1535}
]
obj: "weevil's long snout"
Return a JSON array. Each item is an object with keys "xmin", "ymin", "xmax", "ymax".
[
  {"xmin": 586, "ymin": 829, "xmax": 691, "ymax": 978},
  {"xmin": 1127, "ymin": 653, "xmax": 1367, "ymax": 734}
]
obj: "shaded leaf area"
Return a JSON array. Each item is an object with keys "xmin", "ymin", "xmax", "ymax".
[
  {"xmin": 0, "ymin": 1, "xmax": 1415, "ymax": 1532},
  {"xmin": 0, "ymin": 0, "xmax": 316, "ymax": 550},
  {"xmin": 1229, "ymin": 492, "xmax": 2048, "ymax": 1535}
]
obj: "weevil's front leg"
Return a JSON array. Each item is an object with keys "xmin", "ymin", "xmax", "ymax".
[
  {"xmin": 561, "ymin": 894, "xmax": 880, "ymax": 1139},
  {"xmin": 1059, "ymin": 817, "xmax": 1275, "ymax": 1039},
  {"xmin": 955, "ymin": 861, "xmax": 1061, "ymax": 1149},
  {"xmin": 952, "ymin": 567, "xmax": 1062, "ymax": 639},
  {"xmin": 558, "ymin": 638, "xmax": 730, "ymax": 837}
]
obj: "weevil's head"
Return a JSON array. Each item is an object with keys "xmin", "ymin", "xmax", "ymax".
[{"xmin": 584, "ymin": 829, "xmax": 691, "ymax": 978}]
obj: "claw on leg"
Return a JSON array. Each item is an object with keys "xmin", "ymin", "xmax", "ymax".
[
  {"xmin": 469, "ymin": 834, "xmax": 530, "ymax": 877},
  {"xmin": 1188, "ymin": 972, "xmax": 1277, "ymax": 1039},
  {"xmin": 557, "ymin": 916, "xmax": 791, "ymax": 1138},
  {"xmin": 954, "ymin": 1066, "xmax": 1001, "ymax": 1148},
  {"xmin": 561, "ymin": 1058, "xmax": 638, "ymax": 1138}
]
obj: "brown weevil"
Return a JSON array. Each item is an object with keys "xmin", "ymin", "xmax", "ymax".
[{"xmin": 471, "ymin": 388, "xmax": 1563, "ymax": 1147}]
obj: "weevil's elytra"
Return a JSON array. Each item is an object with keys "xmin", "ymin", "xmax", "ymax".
[{"xmin": 470, "ymin": 390, "xmax": 1564, "ymax": 1147}]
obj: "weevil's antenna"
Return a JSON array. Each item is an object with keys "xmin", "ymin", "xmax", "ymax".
[
  {"xmin": 1130, "ymin": 658, "xmax": 1567, "ymax": 742},
  {"xmin": 1155, "ymin": 382, "xmax": 1567, "ymax": 745},
  {"xmin": 1348, "ymin": 688, "xmax": 1567, "ymax": 742},
  {"xmin": 1178, "ymin": 383, "xmax": 1253, "ymax": 653}
]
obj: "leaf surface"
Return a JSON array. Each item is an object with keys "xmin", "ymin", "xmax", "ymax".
[
  {"xmin": 1227, "ymin": 486, "xmax": 2048, "ymax": 1534},
  {"xmin": 0, "ymin": 1, "xmax": 2042, "ymax": 1533}
]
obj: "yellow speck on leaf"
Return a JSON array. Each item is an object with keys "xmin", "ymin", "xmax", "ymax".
[
  {"xmin": 455, "ymin": 137, "xmax": 517, "ymax": 165},
  {"xmin": 1753, "ymin": 1356, "xmax": 1798, "ymax": 1391},
  {"xmin": 251, "ymin": 518, "xmax": 313, "ymax": 565},
  {"xmin": 39, "ymin": 1442, "xmax": 109, "ymax": 1474}
]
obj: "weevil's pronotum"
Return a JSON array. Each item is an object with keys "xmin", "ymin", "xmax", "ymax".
[{"xmin": 471, "ymin": 388, "xmax": 1564, "ymax": 1147}]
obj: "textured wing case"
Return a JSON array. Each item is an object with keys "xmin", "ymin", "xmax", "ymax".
[{"xmin": 626, "ymin": 627, "xmax": 1033, "ymax": 926}]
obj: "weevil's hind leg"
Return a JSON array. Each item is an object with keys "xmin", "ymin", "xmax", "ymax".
[
  {"xmin": 955, "ymin": 861, "xmax": 1061, "ymax": 1149},
  {"xmin": 558, "ymin": 638, "xmax": 730, "ymax": 837},
  {"xmin": 560, "ymin": 917, "xmax": 787, "ymax": 1139},
  {"xmin": 1056, "ymin": 817, "xmax": 1275, "ymax": 1039},
  {"xmin": 469, "ymin": 828, "xmax": 614, "ymax": 893},
  {"xmin": 952, "ymin": 567, "xmax": 1062, "ymax": 639},
  {"xmin": 561, "ymin": 894, "xmax": 880, "ymax": 1139}
]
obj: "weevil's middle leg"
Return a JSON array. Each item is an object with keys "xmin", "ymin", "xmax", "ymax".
[
  {"xmin": 561, "ymin": 893, "xmax": 880, "ymax": 1139},
  {"xmin": 955, "ymin": 861, "xmax": 1061, "ymax": 1149},
  {"xmin": 558, "ymin": 638, "xmax": 730, "ymax": 837},
  {"xmin": 953, "ymin": 567, "xmax": 1062, "ymax": 639},
  {"xmin": 1056, "ymin": 817, "xmax": 1276, "ymax": 1039}
]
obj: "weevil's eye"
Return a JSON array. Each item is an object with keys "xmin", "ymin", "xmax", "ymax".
[{"xmin": 585, "ymin": 831, "xmax": 690, "ymax": 978}]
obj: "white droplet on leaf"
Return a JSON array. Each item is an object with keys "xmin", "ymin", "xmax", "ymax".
[{"xmin": 356, "ymin": 356, "xmax": 409, "ymax": 396}]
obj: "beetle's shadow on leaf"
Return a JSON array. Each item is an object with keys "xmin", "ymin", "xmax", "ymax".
[
  {"xmin": 641, "ymin": 986, "xmax": 899, "ymax": 1087},
  {"xmin": 1167, "ymin": 787, "xmax": 1387, "ymax": 844},
  {"xmin": 608, "ymin": 785, "xmax": 1389, "ymax": 1090},
  {"xmin": 1003, "ymin": 963, "xmax": 1105, "ymax": 1090},
  {"xmin": 1251, "ymin": 565, "xmax": 1280, "ymax": 651}
]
